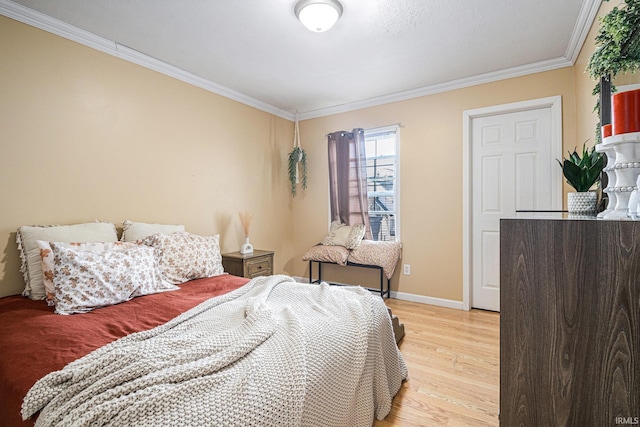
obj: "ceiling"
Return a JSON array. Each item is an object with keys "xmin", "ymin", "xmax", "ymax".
[{"xmin": 2, "ymin": 0, "xmax": 602, "ymax": 120}]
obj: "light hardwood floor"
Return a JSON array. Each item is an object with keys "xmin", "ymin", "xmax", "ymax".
[{"xmin": 375, "ymin": 299, "xmax": 500, "ymax": 427}]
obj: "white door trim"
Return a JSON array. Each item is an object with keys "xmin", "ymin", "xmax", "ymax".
[{"xmin": 462, "ymin": 96, "xmax": 563, "ymax": 311}]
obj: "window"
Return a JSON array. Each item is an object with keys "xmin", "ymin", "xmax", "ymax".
[{"xmin": 364, "ymin": 126, "xmax": 399, "ymax": 241}]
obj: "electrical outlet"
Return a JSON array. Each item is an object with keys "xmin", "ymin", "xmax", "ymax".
[{"xmin": 403, "ymin": 264, "xmax": 411, "ymax": 275}]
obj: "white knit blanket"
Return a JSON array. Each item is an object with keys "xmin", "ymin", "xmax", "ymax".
[{"xmin": 22, "ymin": 275, "xmax": 407, "ymax": 427}]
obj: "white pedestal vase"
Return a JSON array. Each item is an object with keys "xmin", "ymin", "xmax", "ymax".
[
  {"xmin": 599, "ymin": 132, "xmax": 640, "ymax": 219},
  {"xmin": 596, "ymin": 144, "xmax": 617, "ymax": 218},
  {"xmin": 240, "ymin": 237, "xmax": 254, "ymax": 254},
  {"xmin": 628, "ymin": 176, "xmax": 640, "ymax": 219}
]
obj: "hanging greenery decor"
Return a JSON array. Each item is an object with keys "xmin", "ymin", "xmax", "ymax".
[
  {"xmin": 287, "ymin": 114, "xmax": 308, "ymax": 197},
  {"xmin": 586, "ymin": 0, "xmax": 640, "ymax": 140},
  {"xmin": 288, "ymin": 145, "xmax": 307, "ymax": 196},
  {"xmin": 587, "ymin": 0, "xmax": 640, "ymax": 80}
]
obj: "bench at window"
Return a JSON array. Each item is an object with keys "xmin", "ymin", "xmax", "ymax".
[
  {"xmin": 302, "ymin": 240, "xmax": 402, "ymax": 299},
  {"xmin": 308, "ymin": 259, "xmax": 391, "ymax": 298}
]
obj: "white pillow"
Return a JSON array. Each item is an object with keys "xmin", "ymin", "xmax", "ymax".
[
  {"xmin": 16, "ymin": 223, "xmax": 118, "ymax": 300},
  {"xmin": 321, "ymin": 221, "xmax": 366, "ymax": 249},
  {"xmin": 121, "ymin": 220, "xmax": 185, "ymax": 242},
  {"xmin": 141, "ymin": 232, "xmax": 224, "ymax": 284},
  {"xmin": 51, "ymin": 243, "xmax": 178, "ymax": 315}
]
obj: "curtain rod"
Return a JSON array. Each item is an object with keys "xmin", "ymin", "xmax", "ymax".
[{"xmin": 323, "ymin": 123, "xmax": 403, "ymax": 138}]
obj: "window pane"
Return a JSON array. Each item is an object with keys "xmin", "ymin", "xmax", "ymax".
[{"xmin": 365, "ymin": 130, "xmax": 397, "ymax": 242}]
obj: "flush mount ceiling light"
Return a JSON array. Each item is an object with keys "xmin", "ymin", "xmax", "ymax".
[{"xmin": 294, "ymin": 0, "xmax": 343, "ymax": 33}]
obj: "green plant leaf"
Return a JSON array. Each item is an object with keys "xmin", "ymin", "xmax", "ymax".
[
  {"xmin": 558, "ymin": 142, "xmax": 604, "ymax": 192},
  {"xmin": 287, "ymin": 146, "xmax": 308, "ymax": 197},
  {"xmin": 562, "ymin": 160, "xmax": 584, "ymax": 190}
]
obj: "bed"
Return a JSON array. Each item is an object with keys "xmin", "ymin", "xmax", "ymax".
[{"xmin": 0, "ymin": 221, "xmax": 407, "ymax": 426}]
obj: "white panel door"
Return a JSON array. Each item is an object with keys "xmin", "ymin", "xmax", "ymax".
[{"xmin": 471, "ymin": 107, "xmax": 553, "ymax": 311}]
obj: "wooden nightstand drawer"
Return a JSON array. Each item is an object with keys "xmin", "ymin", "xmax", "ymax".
[
  {"xmin": 221, "ymin": 250, "xmax": 274, "ymax": 279},
  {"xmin": 246, "ymin": 257, "xmax": 272, "ymax": 277}
]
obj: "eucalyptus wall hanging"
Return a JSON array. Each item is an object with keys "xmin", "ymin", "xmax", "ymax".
[{"xmin": 288, "ymin": 113, "xmax": 308, "ymax": 196}]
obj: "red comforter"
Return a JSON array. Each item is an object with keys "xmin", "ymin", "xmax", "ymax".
[{"xmin": 0, "ymin": 274, "xmax": 249, "ymax": 427}]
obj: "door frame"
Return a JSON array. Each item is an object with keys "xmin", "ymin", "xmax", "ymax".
[{"xmin": 462, "ymin": 96, "xmax": 563, "ymax": 311}]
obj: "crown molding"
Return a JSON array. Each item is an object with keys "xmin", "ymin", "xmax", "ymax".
[
  {"xmin": 0, "ymin": 0, "xmax": 115, "ymax": 54},
  {"xmin": 299, "ymin": 0, "xmax": 601, "ymax": 120},
  {"xmin": 564, "ymin": 0, "xmax": 602, "ymax": 63},
  {"xmin": 298, "ymin": 56, "xmax": 573, "ymax": 120},
  {"xmin": 113, "ymin": 44, "xmax": 295, "ymax": 120},
  {"xmin": 0, "ymin": 0, "xmax": 295, "ymax": 121},
  {"xmin": 1, "ymin": 0, "xmax": 601, "ymax": 122}
]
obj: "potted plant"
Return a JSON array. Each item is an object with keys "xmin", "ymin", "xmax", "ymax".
[
  {"xmin": 586, "ymin": 0, "xmax": 640, "ymax": 141},
  {"xmin": 288, "ymin": 146, "xmax": 307, "ymax": 196},
  {"xmin": 557, "ymin": 143, "xmax": 605, "ymax": 214},
  {"xmin": 288, "ymin": 115, "xmax": 308, "ymax": 196}
]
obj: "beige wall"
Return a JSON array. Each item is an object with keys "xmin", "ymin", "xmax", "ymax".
[
  {"xmin": 2, "ymin": 1, "xmax": 638, "ymax": 302},
  {"xmin": 291, "ymin": 0, "xmax": 639, "ymax": 303},
  {"xmin": 292, "ymin": 70, "xmax": 577, "ymax": 301},
  {"xmin": 0, "ymin": 16, "xmax": 295, "ymax": 297}
]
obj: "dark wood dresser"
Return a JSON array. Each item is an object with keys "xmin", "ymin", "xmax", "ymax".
[
  {"xmin": 500, "ymin": 217, "xmax": 639, "ymax": 426},
  {"xmin": 221, "ymin": 250, "xmax": 274, "ymax": 279}
]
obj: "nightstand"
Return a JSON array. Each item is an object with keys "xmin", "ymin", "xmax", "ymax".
[{"xmin": 221, "ymin": 250, "xmax": 274, "ymax": 278}]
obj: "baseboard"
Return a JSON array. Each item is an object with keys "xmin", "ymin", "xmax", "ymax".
[
  {"xmin": 390, "ymin": 291, "xmax": 465, "ymax": 310},
  {"xmin": 291, "ymin": 275, "xmax": 465, "ymax": 310}
]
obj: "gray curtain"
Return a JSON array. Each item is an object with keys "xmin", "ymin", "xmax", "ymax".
[{"xmin": 327, "ymin": 129, "xmax": 372, "ymax": 239}]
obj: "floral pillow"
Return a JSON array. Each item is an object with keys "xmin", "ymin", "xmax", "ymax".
[
  {"xmin": 36, "ymin": 241, "xmax": 144, "ymax": 306},
  {"xmin": 141, "ymin": 232, "xmax": 224, "ymax": 284},
  {"xmin": 321, "ymin": 221, "xmax": 365, "ymax": 249},
  {"xmin": 302, "ymin": 244, "xmax": 350, "ymax": 266},
  {"xmin": 51, "ymin": 243, "xmax": 178, "ymax": 315},
  {"xmin": 348, "ymin": 240, "xmax": 403, "ymax": 279}
]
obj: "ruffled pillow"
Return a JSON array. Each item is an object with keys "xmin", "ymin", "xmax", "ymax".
[
  {"xmin": 16, "ymin": 222, "xmax": 118, "ymax": 300},
  {"xmin": 321, "ymin": 221, "xmax": 365, "ymax": 249}
]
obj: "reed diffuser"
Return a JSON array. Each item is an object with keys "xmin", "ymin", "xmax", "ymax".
[{"xmin": 239, "ymin": 212, "xmax": 254, "ymax": 254}]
